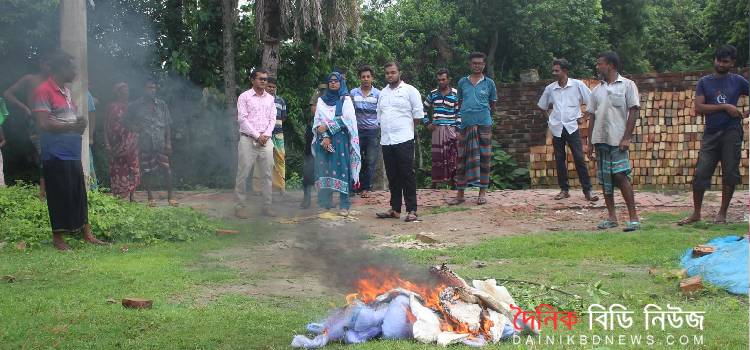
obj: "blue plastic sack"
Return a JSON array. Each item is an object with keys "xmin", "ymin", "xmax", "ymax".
[
  {"xmin": 352, "ymin": 304, "xmax": 387, "ymax": 331},
  {"xmin": 344, "ymin": 327, "xmax": 382, "ymax": 344},
  {"xmin": 306, "ymin": 323, "xmax": 325, "ymax": 335},
  {"xmin": 680, "ymin": 235, "xmax": 748, "ymax": 295},
  {"xmin": 381, "ymin": 295, "xmax": 413, "ymax": 339}
]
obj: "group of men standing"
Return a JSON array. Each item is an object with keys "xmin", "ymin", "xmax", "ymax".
[
  {"xmin": 368, "ymin": 52, "xmax": 505, "ymax": 220},
  {"xmin": 538, "ymin": 46, "xmax": 748, "ymax": 231},
  {"xmin": 233, "ymin": 52, "xmax": 499, "ymax": 222},
  {"xmin": 233, "ymin": 46, "xmax": 749, "ymax": 229}
]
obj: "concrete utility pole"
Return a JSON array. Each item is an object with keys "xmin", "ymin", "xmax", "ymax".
[{"xmin": 60, "ymin": 0, "xmax": 91, "ymax": 181}]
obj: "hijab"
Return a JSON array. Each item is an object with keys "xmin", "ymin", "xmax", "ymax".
[{"xmin": 321, "ymin": 71, "xmax": 348, "ymax": 116}]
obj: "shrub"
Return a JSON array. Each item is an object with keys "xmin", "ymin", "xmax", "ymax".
[
  {"xmin": 490, "ymin": 141, "xmax": 530, "ymax": 190},
  {"xmin": 0, "ymin": 184, "xmax": 217, "ymax": 249}
]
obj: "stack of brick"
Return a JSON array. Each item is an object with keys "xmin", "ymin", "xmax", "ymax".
[{"xmin": 528, "ymin": 81, "xmax": 749, "ymax": 190}]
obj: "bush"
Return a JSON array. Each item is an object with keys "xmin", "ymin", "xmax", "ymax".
[
  {"xmin": 490, "ymin": 141, "xmax": 530, "ymax": 190},
  {"xmin": 286, "ymin": 171, "xmax": 303, "ymax": 190},
  {"xmin": 0, "ymin": 184, "xmax": 217, "ymax": 249}
]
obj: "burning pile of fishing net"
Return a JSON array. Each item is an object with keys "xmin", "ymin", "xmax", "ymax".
[{"xmin": 292, "ymin": 264, "xmax": 537, "ymax": 348}]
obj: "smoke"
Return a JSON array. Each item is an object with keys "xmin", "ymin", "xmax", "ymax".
[
  {"xmin": 85, "ymin": 1, "xmax": 239, "ymax": 189},
  {"xmin": 289, "ymin": 216, "xmax": 440, "ymax": 293}
]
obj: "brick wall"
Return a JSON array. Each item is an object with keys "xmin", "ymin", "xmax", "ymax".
[{"xmin": 494, "ymin": 69, "xmax": 749, "ymax": 190}]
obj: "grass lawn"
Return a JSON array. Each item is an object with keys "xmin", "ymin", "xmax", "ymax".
[{"xmin": 0, "ymin": 212, "xmax": 746, "ymax": 349}]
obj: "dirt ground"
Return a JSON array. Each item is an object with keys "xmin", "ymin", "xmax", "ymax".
[
  {"xmin": 145, "ymin": 188, "xmax": 749, "ymax": 245},
  {"xmin": 139, "ymin": 188, "xmax": 748, "ymax": 300}
]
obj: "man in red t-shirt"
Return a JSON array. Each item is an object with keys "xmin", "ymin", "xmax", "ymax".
[{"xmin": 32, "ymin": 51, "xmax": 105, "ymax": 251}]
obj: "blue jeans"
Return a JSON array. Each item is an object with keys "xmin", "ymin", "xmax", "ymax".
[{"xmin": 358, "ymin": 128, "xmax": 380, "ymax": 191}]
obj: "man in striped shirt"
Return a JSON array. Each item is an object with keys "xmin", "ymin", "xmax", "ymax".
[
  {"xmin": 423, "ymin": 69, "xmax": 460, "ymax": 187},
  {"xmin": 350, "ymin": 65, "xmax": 381, "ymax": 198}
]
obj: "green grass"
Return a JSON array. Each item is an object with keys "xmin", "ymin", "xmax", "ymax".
[
  {"xmin": 0, "ymin": 210, "xmax": 746, "ymax": 349},
  {"xmin": 0, "ymin": 220, "xmax": 330, "ymax": 350}
]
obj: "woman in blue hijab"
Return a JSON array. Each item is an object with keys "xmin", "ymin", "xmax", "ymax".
[{"xmin": 312, "ymin": 72, "xmax": 361, "ymax": 215}]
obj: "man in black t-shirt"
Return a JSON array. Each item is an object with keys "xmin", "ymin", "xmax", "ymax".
[{"xmin": 679, "ymin": 45, "xmax": 749, "ymax": 225}]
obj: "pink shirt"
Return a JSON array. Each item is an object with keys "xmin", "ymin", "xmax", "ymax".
[{"xmin": 237, "ymin": 88, "xmax": 276, "ymax": 139}]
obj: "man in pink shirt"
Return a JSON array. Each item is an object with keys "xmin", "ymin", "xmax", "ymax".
[{"xmin": 235, "ymin": 68, "xmax": 277, "ymax": 217}]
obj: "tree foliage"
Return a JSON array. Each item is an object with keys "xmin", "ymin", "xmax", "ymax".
[{"xmin": 0, "ymin": 0, "xmax": 747, "ymax": 187}]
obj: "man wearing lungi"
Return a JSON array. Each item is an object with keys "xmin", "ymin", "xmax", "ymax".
[
  {"xmin": 127, "ymin": 80, "xmax": 176, "ymax": 207},
  {"xmin": 423, "ymin": 68, "xmax": 460, "ymax": 188},
  {"xmin": 586, "ymin": 51, "xmax": 641, "ymax": 232},
  {"xmin": 448, "ymin": 52, "xmax": 497, "ymax": 206},
  {"xmin": 31, "ymin": 51, "xmax": 105, "ymax": 250}
]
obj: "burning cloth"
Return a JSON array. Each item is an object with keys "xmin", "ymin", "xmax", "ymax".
[{"xmin": 291, "ymin": 265, "xmax": 536, "ymax": 348}]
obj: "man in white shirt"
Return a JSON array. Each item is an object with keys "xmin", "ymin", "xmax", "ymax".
[
  {"xmin": 537, "ymin": 58, "xmax": 598, "ymax": 202},
  {"xmin": 375, "ymin": 62, "xmax": 424, "ymax": 222}
]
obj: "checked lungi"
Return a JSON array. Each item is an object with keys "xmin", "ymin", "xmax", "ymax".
[
  {"xmin": 455, "ymin": 125, "xmax": 492, "ymax": 189},
  {"xmin": 595, "ymin": 143, "xmax": 632, "ymax": 195},
  {"xmin": 431, "ymin": 125, "xmax": 458, "ymax": 185}
]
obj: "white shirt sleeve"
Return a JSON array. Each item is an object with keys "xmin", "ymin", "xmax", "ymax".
[
  {"xmin": 626, "ymin": 80, "xmax": 640, "ymax": 109},
  {"xmin": 537, "ymin": 85, "xmax": 551, "ymax": 110},
  {"xmin": 578, "ymin": 81, "xmax": 592, "ymax": 107},
  {"xmin": 409, "ymin": 85, "xmax": 424, "ymax": 119},
  {"xmin": 376, "ymin": 90, "xmax": 384, "ymax": 121},
  {"xmin": 586, "ymin": 86, "xmax": 598, "ymax": 114}
]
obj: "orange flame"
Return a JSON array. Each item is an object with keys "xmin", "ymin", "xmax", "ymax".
[
  {"xmin": 346, "ymin": 267, "xmax": 491, "ymax": 337},
  {"xmin": 405, "ymin": 307, "xmax": 416, "ymax": 324},
  {"xmin": 348, "ymin": 267, "xmax": 445, "ymax": 310}
]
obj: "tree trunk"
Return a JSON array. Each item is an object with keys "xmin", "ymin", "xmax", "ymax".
[
  {"xmin": 260, "ymin": 0, "xmax": 281, "ymax": 76},
  {"xmin": 221, "ymin": 0, "xmax": 238, "ymax": 113},
  {"xmin": 485, "ymin": 29, "xmax": 499, "ymax": 79},
  {"xmin": 60, "ymin": 0, "xmax": 90, "ymax": 181},
  {"xmin": 261, "ymin": 40, "xmax": 281, "ymax": 76}
]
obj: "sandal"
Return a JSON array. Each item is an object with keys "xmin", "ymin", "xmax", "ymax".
[
  {"xmin": 476, "ymin": 196, "xmax": 487, "ymax": 205},
  {"xmin": 623, "ymin": 221, "xmax": 641, "ymax": 232},
  {"xmin": 677, "ymin": 216, "xmax": 701, "ymax": 226},
  {"xmin": 376, "ymin": 209, "xmax": 400, "ymax": 219},
  {"xmin": 404, "ymin": 211, "xmax": 419, "ymax": 222},
  {"xmin": 446, "ymin": 197, "xmax": 465, "ymax": 206},
  {"xmin": 554, "ymin": 191, "xmax": 570, "ymax": 200},
  {"xmin": 584, "ymin": 192, "xmax": 599, "ymax": 202},
  {"xmin": 596, "ymin": 220, "xmax": 618, "ymax": 230}
]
